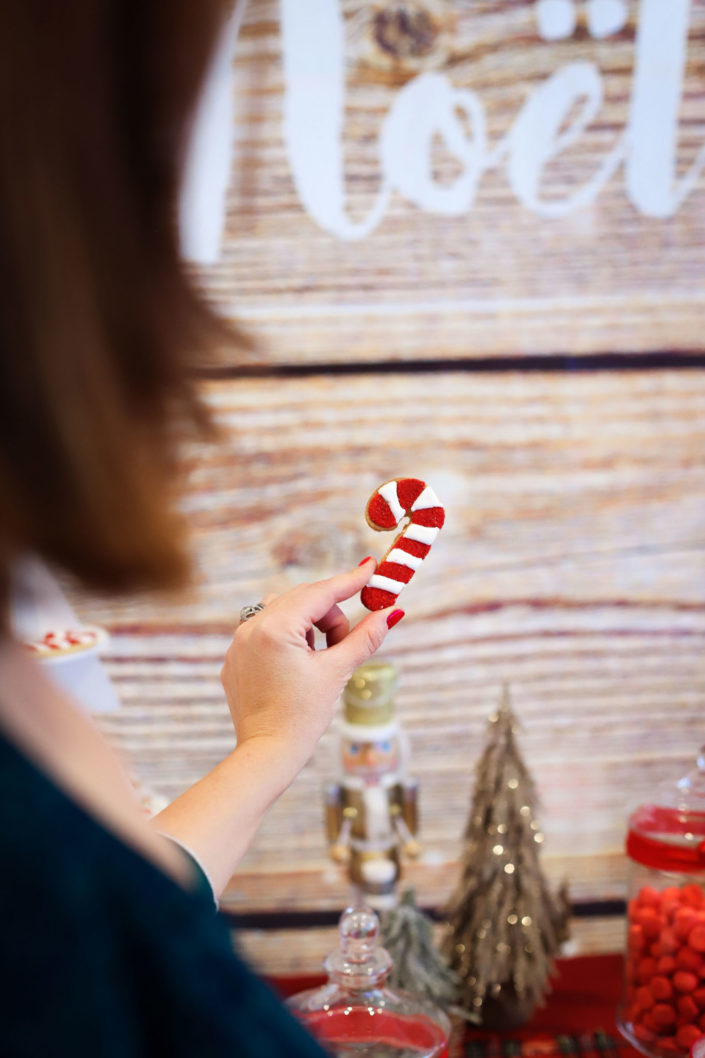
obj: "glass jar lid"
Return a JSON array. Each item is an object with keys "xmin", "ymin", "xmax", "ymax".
[
  {"xmin": 627, "ymin": 746, "xmax": 705, "ymax": 873},
  {"xmin": 287, "ymin": 906, "xmax": 450, "ymax": 1058}
]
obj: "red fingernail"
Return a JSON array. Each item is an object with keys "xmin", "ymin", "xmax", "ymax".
[
  {"xmin": 386, "ymin": 609, "xmax": 405, "ymax": 629},
  {"xmin": 357, "ymin": 556, "xmax": 374, "ymax": 566}
]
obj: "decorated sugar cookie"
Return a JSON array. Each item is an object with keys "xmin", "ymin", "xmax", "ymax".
[
  {"xmin": 24, "ymin": 627, "xmax": 106, "ymax": 661},
  {"xmin": 361, "ymin": 478, "xmax": 445, "ymax": 611}
]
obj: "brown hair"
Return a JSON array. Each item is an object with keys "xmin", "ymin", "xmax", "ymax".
[{"xmin": 0, "ymin": 1, "xmax": 238, "ymax": 614}]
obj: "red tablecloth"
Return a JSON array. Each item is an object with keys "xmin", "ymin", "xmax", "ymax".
[{"xmin": 270, "ymin": 953, "xmax": 640, "ymax": 1057}]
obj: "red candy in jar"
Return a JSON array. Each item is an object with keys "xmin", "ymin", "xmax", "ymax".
[{"xmin": 618, "ymin": 746, "xmax": 705, "ymax": 1058}]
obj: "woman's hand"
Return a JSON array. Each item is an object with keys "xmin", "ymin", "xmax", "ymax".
[
  {"xmin": 220, "ymin": 558, "xmax": 402, "ymax": 778},
  {"xmin": 155, "ymin": 560, "xmax": 402, "ymax": 897}
]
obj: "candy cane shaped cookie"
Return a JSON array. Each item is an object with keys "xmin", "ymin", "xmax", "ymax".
[{"xmin": 361, "ymin": 478, "xmax": 445, "ymax": 611}]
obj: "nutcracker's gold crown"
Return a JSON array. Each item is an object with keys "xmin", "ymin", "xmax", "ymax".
[{"xmin": 342, "ymin": 660, "xmax": 398, "ymax": 726}]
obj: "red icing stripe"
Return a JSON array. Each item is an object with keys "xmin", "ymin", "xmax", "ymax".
[
  {"xmin": 367, "ymin": 493, "xmax": 397, "ymax": 529},
  {"xmin": 396, "ymin": 478, "xmax": 426, "ymax": 510},
  {"xmin": 626, "ymin": 829, "xmax": 705, "ymax": 873},
  {"xmin": 411, "ymin": 507, "xmax": 445, "ymax": 529},
  {"xmin": 360, "ymin": 586, "xmax": 398, "ymax": 611},
  {"xmin": 377, "ymin": 561, "xmax": 414, "ymax": 584},
  {"xmin": 397, "ymin": 538, "xmax": 431, "ymax": 559}
]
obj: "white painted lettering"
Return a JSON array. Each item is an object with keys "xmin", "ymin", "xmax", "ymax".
[
  {"xmin": 280, "ymin": 0, "xmax": 390, "ymax": 240},
  {"xmin": 626, "ymin": 0, "xmax": 703, "ymax": 216},
  {"xmin": 380, "ymin": 73, "xmax": 487, "ymax": 215},
  {"xmin": 273, "ymin": 0, "xmax": 702, "ymax": 242},
  {"xmin": 508, "ymin": 62, "xmax": 625, "ymax": 219}
]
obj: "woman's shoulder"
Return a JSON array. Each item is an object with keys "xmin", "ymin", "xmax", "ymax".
[
  {"xmin": 0, "ymin": 727, "xmax": 215, "ymax": 932},
  {"xmin": 0, "ymin": 730, "xmax": 325, "ymax": 1056}
]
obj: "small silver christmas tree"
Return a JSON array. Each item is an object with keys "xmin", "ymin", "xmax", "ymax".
[
  {"xmin": 441, "ymin": 687, "xmax": 570, "ymax": 1028},
  {"xmin": 380, "ymin": 888, "xmax": 459, "ymax": 1009}
]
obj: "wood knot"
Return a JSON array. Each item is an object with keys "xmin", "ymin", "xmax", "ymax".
[
  {"xmin": 373, "ymin": 4, "xmax": 439, "ymax": 60},
  {"xmin": 272, "ymin": 524, "xmax": 361, "ymax": 582}
]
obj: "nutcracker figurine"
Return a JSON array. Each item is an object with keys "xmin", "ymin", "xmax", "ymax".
[{"xmin": 325, "ymin": 660, "xmax": 421, "ymax": 908}]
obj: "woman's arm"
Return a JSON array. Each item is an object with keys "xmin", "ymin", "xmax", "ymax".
[
  {"xmin": 153, "ymin": 737, "xmax": 299, "ymax": 899},
  {"xmin": 153, "ymin": 559, "xmax": 401, "ymax": 899}
]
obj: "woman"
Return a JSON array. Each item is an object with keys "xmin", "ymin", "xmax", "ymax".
[{"xmin": 0, "ymin": 1, "xmax": 401, "ymax": 1053}]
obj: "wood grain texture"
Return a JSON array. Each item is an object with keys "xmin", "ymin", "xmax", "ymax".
[
  {"xmin": 198, "ymin": 0, "xmax": 705, "ymax": 365},
  {"xmin": 234, "ymin": 916, "xmax": 628, "ymax": 978},
  {"xmin": 69, "ymin": 367, "xmax": 705, "ymax": 957}
]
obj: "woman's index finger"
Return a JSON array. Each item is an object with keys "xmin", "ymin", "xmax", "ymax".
[{"xmin": 299, "ymin": 559, "xmax": 376, "ymax": 623}]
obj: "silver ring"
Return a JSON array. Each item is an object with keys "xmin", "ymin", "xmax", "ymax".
[{"xmin": 239, "ymin": 603, "xmax": 265, "ymax": 625}]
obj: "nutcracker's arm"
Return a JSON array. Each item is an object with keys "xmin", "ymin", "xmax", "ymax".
[
  {"xmin": 325, "ymin": 783, "xmax": 343, "ymax": 844},
  {"xmin": 391, "ymin": 778, "xmax": 422, "ymax": 857},
  {"xmin": 324, "ymin": 783, "xmax": 355, "ymax": 863},
  {"xmin": 401, "ymin": 777, "xmax": 419, "ymax": 835}
]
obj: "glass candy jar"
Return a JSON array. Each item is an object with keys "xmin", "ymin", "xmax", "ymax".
[
  {"xmin": 287, "ymin": 906, "xmax": 450, "ymax": 1057},
  {"xmin": 618, "ymin": 747, "xmax": 705, "ymax": 1057}
]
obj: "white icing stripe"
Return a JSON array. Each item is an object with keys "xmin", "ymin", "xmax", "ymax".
[
  {"xmin": 378, "ymin": 480, "xmax": 404, "ymax": 524},
  {"xmin": 367, "ymin": 573, "xmax": 403, "ymax": 594},
  {"xmin": 386, "ymin": 547, "xmax": 423, "ymax": 571},
  {"xmin": 405, "ymin": 523, "xmax": 440, "ymax": 545},
  {"xmin": 410, "ymin": 486, "xmax": 441, "ymax": 512}
]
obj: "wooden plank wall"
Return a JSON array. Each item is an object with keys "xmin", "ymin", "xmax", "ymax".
[
  {"xmin": 74, "ymin": 0, "xmax": 705, "ymax": 975},
  {"xmin": 204, "ymin": 0, "xmax": 705, "ymax": 363}
]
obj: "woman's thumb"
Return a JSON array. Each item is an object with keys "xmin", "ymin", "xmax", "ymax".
[{"xmin": 327, "ymin": 607, "xmax": 404, "ymax": 677}]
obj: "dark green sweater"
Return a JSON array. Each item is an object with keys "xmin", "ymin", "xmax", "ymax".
[{"xmin": 0, "ymin": 730, "xmax": 326, "ymax": 1057}]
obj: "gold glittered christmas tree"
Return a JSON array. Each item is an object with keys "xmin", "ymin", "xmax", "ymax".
[{"xmin": 441, "ymin": 687, "xmax": 570, "ymax": 1029}]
